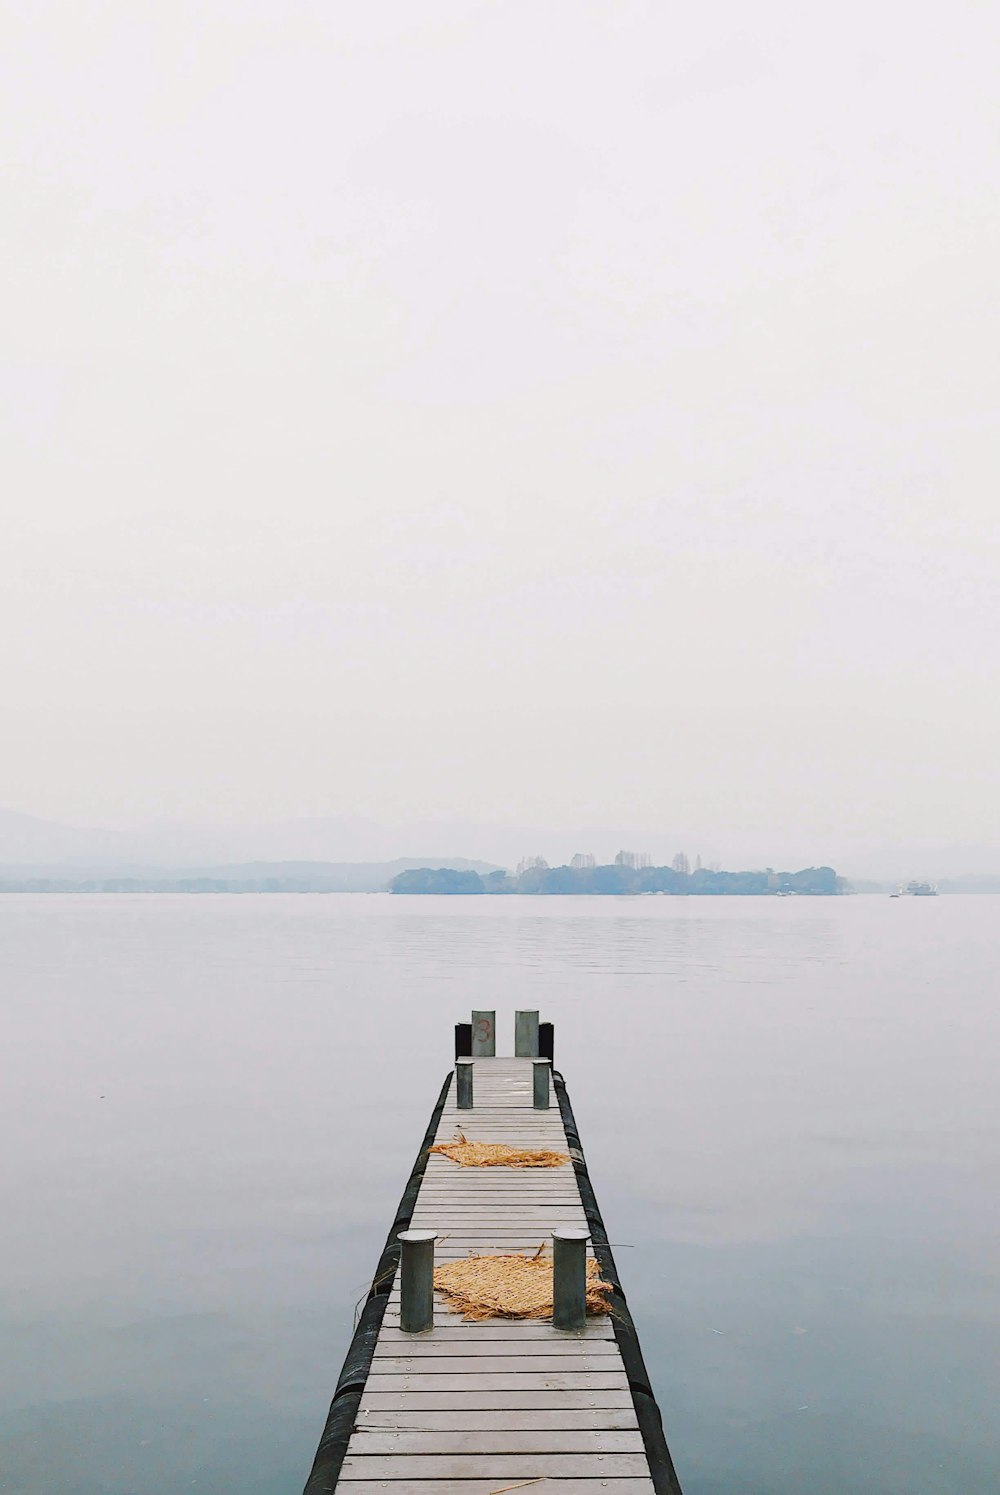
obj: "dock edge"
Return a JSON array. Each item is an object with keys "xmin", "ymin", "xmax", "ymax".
[
  {"xmin": 302, "ymin": 1072, "xmax": 452, "ymax": 1494},
  {"xmin": 552, "ymin": 1068, "xmax": 684, "ymax": 1495}
]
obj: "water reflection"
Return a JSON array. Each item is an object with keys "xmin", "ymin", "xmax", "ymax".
[{"xmin": 2, "ymin": 894, "xmax": 998, "ymax": 1493}]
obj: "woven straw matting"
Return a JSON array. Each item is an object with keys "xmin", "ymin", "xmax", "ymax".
[
  {"xmin": 430, "ymin": 1137, "xmax": 568, "ymax": 1169},
  {"xmin": 433, "ymin": 1250, "xmax": 613, "ymax": 1321}
]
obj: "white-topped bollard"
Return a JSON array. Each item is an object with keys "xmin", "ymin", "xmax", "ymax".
[
  {"xmin": 552, "ymin": 1226, "xmax": 590, "ymax": 1331},
  {"xmin": 398, "ymin": 1229, "xmax": 437, "ymax": 1333},
  {"xmin": 456, "ymin": 1057, "xmax": 474, "ymax": 1109},
  {"xmin": 515, "ymin": 1009, "xmax": 540, "ymax": 1057},
  {"xmin": 533, "ymin": 1057, "xmax": 551, "ymax": 1109},
  {"xmin": 471, "ymin": 1010, "xmax": 496, "ymax": 1057}
]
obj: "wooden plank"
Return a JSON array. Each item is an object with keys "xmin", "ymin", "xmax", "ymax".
[
  {"xmin": 418, "ymin": 1185, "xmax": 577, "ymax": 1191},
  {"xmin": 338, "ymin": 1483, "xmax": 654, "ymax": 1495},
  {"xmin": 411, "ymin": 1224, "xmax": 586, "ymax": 1232},
  {"xmin": 363, "ymin": 1369, "xmax": 624, "ymax": 1393},
  {"xmin": 352, "ymin": 1409, "xmax": 638, "ymax": 1430},
  {"xmin": 415, "ymin": 1194, "xmax": 581, "ymax": 1200},
  {"xmin": 339, "ymin": 1453, "xmax": 651, "ymax": 1478},
  {"xmin": 411, "ymin": 1220, "xmax": 586, "ymax": 1226},
  {"xmin": 420, "ymin": 1216, "xmax": 578, "ymax": 1222},
  {"xmin": 419, "ymin": 1232, "xmax": 587, "ymax": 1240},
  {"xmin": 412, "ymin": 1232, "xmax": 586, "ymax": 1240},
  {"xmin": 411, "ymin": 1224, "xmax": 586, "ymax": 1231},
  {"xmin": 426, "ymin": 1231, "xmax": 583, "ymax": 1239},
  {"xmin": 425, "ymin": 1177, "xmax": 572, "ymax": 1182},
  {"xmin": 415, "ymin": 1199, "xmax": 580, "ymax": 1207},
  {"xmin": 417, "ymin": 1200, "xmax": 580, "ymax": 1207},
  {"xmin": 371, "ymin": 1355, "xmax": 618, "ymax": 1374},
  {"xmin": 412, "ymin": 1227, "xmax": 585, "ymax": 1235},
  {"xmin": 381, "ymin": 1310, "xmax": 603, "ymax": 1326},
  {"xmin": 435, "ymin": 1123, "xmax": 566, "ymax": 1129},
  {"xmin": 358, "ymin": 1389, "xmax": 635, "ymax": 1411},
  {"xmin": 412, "ymin": 1201, "xmax": 588, "ymax": 1213},
  {"xmin": 430, "ymin": 1243, "xmax": 591, "ymax": 1255},
  {"xmin": 337, "ymin": 1483, "xmax": 655, "ymax": 1495},
  {"xmin": 412, "ymin": 1206, "xmax": 585, "ymax": 1212},
  {"xmin": 434, "ymin": 1129, "xmax": 566, "ymax": 1135},
  {"xmin": 347, "ymin": 1429, "xmax": 644, "ymax": 1453},
  {"xmin": 372, "ymin": 1333, "xmax": 609, "ymax": 1345},
  {"xmin": 421, "ymin": 1175, "xmax": 575, "ymax": 1180},
  {"xmin": 372, "ymin": 1339, "xmax": 619, "ymax": 1358}
]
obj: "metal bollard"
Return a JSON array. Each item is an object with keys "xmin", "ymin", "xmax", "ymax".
[
  {"xmin": 471, "ymin": 1010, "xmax": 496, "ymax": 1057},
  {"xmin": 456, "ymin": 1057, "xmax": 474, "ymax": 1109},
  {"xmin": 552, "ymin": 1226, "xmax": 590, "ymax": 1331},
  {"xmin": 532, "ymin": 1057, "xmax": 551, "ymax": 1109},
  {"xmin": 398, "ymin": 1230, "xmax": 437, "ymax": 1333},
  {"xmin": 514, "ymin": 1009, "xmax": 540, "ymax": 1057}
]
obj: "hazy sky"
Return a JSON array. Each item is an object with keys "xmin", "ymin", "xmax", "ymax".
[{"xmin": 3, "ymin": 1, "xmax": 998, "ymax": 866}]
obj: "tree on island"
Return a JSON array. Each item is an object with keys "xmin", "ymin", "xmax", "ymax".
[
  {"xmin": 389, "ymin": 867, "xmax": 484, "ymax": 894},
  {"xmin": 390, "ymin": 860, "xmax": 846, "ymax": 896}
]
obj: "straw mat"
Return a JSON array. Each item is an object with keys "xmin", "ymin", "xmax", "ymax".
[
  {"xmin": 430, "ymin": 1133, "xmax": 568, "ymax": 1169},
  {"xmin": 433, "ymin": 1249, "xmax": 612, "ymax": 1321}
]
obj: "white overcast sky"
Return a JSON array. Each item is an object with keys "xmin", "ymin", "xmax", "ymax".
[{"xmin": 2, "ymin": 0, "xmax": 998, "ymax": 867}]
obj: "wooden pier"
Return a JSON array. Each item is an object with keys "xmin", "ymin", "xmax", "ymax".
[{"xmin": 305, "ymin": 1023, "xmax": 682, "ymax": 1494}]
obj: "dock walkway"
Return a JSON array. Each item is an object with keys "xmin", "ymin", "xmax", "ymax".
[{"xmin": 306, "ymin": 1047, "xmax": 681, "ymax": 1494}]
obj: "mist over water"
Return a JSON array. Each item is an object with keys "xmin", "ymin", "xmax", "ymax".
[{"xmin": 2, "ymin": 893, "xmax": 997, "ymax": 1493}]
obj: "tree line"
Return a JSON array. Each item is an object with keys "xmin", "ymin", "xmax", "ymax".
[{"xmin": 390, "ymin": 863, "xmax": 845, "ymax": 895}]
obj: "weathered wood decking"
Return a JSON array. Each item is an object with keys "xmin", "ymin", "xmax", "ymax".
[{"xmin": 334, "ymin": 1058, "xmax": 658, "ymax": 1493}]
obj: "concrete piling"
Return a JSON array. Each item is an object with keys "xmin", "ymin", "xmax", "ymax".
[
  {"xmin": 397, "ymin": 1229, "xmax": 437, "ymax": 1333},
  {"xmin": 552, "ymin": 1226, "xmax": 590, "ymax": 1331},
  {"xmin": 456, "ymin": 1057, "xmax": 474, "ymax": 1109}
]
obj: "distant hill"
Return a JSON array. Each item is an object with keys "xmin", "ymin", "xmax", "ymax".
[
  {"xmin": 0, "ymin": 807, "xmax": 501, "ymax": 889},
  {"xmin": 0, "ymin": 807, "xmax": 130, "ymax": 864},
  {"xmin": 0, "ymin": 855, "xmax": 501, "ymax": 893}
]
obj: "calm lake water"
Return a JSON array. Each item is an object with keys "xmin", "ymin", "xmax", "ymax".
[{"xmin": 2, "ymin": 893, "xmax": 998, "ymax": 1494}]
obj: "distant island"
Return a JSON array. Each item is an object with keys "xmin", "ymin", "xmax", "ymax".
[{"xmin": 390, "ymin": 860, "xmax": 846, "ymax": 896}]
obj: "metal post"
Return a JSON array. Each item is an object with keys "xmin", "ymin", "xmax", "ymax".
[
  {"xmin": 398, "ymin": 1229, "xmax": 437, "ymax": 1333},
  {"xmin": 533, "ymin": 1057, "xmax": 550, "ymax": 1109},
  {"xmin": 539, "ymin": 1021, "xmax": 555, "ymax": 1067},
  {"xmin": 552, "ymin": 1227, "xmax": 589, "ymax": 1331},
  {"xmin": 514, "ymin": 1009, "xmax": 540, "ymax": 1057},
  {"xmin": 471, "ymin": 1010, "xmax": 496, "ymax": 1057},
  {"xmin": 454, "ymin": 1021, "xmax": 472, "ymax": 1060},
  {"xmin": 456, "ymin": 1057, "xmax": 474, "ymax": 1109}
]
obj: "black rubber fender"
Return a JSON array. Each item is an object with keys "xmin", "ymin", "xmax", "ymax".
[
  {"xmin": 553, "ymin": 1068, "xmax": 684, "ymax": 1495},
  {"xmin": 302, "ymin": 1072, "xmax": 452, "ymax": 1493}
]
